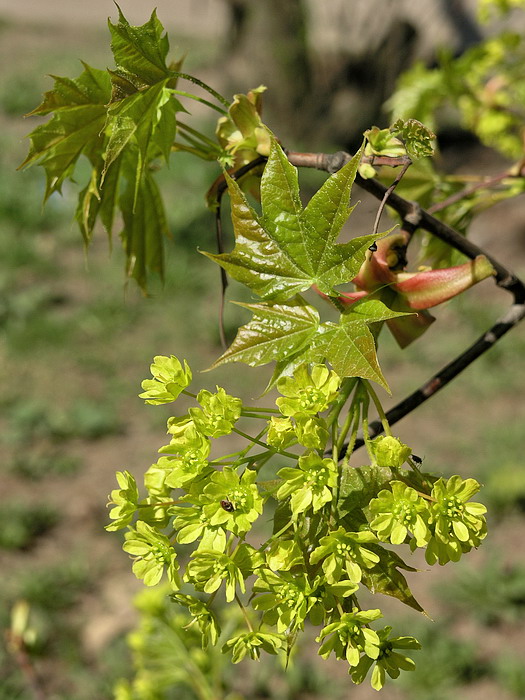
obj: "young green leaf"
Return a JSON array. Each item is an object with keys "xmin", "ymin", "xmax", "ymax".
[
  {"xmin": 108, "ymin": 6, "xmax": 172, "ymax": 93},
  {"xmin": 120, "ymin": 169, "xmax": 169, "ymax": 287},
  {"xmin": 362, "ymin": 546, "xmax": 425, "ymax": 614},
  {"xmin": 211, "ymin": 297, "xmax": 320, "ymax": 368},
  {"xmin": 391, "ymin": 118, "xmax": 436, "ymax": 159},
  {"xmin": 20, "ymin": 63, "xmax": 112, "ymax": 200},
  {"xmin": 204, "ymin": 138, "xmax": 380, "ymax": 301},
  {"xmin": 307, "ymin": 299, "xmax": 411, "ymax": 389},
  {"xmin": 310, "ymin": 319, "xmax": 389, "ymax": 391}
]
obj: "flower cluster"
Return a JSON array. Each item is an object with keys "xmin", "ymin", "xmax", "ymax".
[
  {"xmin": 277, "ymin": 453, "xmax": 338, "ymax": 518},
  {"xmin": 106, "ymin": 354, "xmax": 487, "ymax": 692},
  {"xmin": 139, "ymin": 355, "xmax": 192, "ymax": 405},
  {"xmin": 369, "ymin": 476, "xmax": 487, "ymax": 564}
]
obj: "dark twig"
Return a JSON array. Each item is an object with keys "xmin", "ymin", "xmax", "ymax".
[
  {"xmin": 354, "ymin": 172, "xmax": 522, "ymax": 292},
  {"xmin": 345, "ymin": 300, "xmax": 525, "ymax": 455},
  {"xmin": 285, "ymin": 148, "xmax": 525, "ymax": 456}
]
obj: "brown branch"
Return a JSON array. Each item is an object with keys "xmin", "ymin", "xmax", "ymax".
[
  {"xmin": 285, "ymin": 150, "xmax": 411, "ymax": 171},
  {"xmin": 284, "ymin": 148, "xmax": 525, "ymax": 457},
  {"xmin": 354, "ymin": 172, "xmax": 522, "ymax": 294},
  {"xmin": 345, "ymin": 299, "xmax": 525, "ymax": 456}
]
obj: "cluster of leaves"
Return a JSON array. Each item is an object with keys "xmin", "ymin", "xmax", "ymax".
[
  {"xmin": 383, "ymin": 6, "xmax": 525, "ymax": 266},
  {"xmin": 19, "ymin": 8, "xmax": 277, "ymax": 290},
  {"xmin": 20, "ymin": 6, "xmax": 514, "ymax": 695},
  {"xmin": 388, "ymin": 26, "xmax": 525, "ymax": 160},
  {"xmin": 19, "ymin": 8, "xmax": 230, "ymax": 288},
  {"xmin": 107, "ymin": 348, "xmax": 487, "ymax": 690}
]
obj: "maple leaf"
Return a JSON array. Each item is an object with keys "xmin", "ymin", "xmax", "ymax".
[
  {"xmin": 20, "ymin": 63, "xmax": 111, "ymax": 200},
  {"xmin": 21, "ymin": 8, "xmax": 187, "ymax": 288},
  {"xmin": 203, "ymin": 138, "xmax": 385, "ymax": 301}
]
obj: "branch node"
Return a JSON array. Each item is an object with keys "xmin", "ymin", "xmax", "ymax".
[
  {"xmin": 326, "ymin": 151, "xmax": 348, "ymax": 174},
  {"xmin": 404, "ymin": 201, "xmax": 423, "ymax": 227}
]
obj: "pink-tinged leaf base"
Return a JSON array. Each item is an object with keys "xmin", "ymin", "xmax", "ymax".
[
  {"xmin": 329, "ymin": 230, "xmax": 496, "ymax": 347},
  {"xmin": 394, "ymin": 256, "xmax": 496, "ymax": 310}
]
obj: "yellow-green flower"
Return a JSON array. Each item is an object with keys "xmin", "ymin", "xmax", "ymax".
[
  {"xmin": 426, "ymin": 475, "xmax": 487, "ymax": 565},
  {"xmin": 276, "ymin": 363, "xmax": 340, "ymax": 417},
  {"xmin": 277, "ymin": 453, "xmax": 338, "ymax": 518},
  {"xmin": 369, "ymin": 481, "xmax": 431, "ymax": 547},
  {"xmin": 139, "ymin": 355, "xmax": 192, "ymax": 404}
]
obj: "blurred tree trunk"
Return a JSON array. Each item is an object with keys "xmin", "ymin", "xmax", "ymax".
[{"xmin": 223, "ymin": 0, "xmax": 312, "ymax": 141}]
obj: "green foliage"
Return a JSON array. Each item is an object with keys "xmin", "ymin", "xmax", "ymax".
[
  {"xmin": 388, "ymin": 31, "xmax": 525, "ymax": 159},
  {"xmin": 20, "ymin": 9, "xmax": 229, "ymax": 289},
  {"xmin": 19, "ymin": 4, "xmax": 525, "ymax": 696},
  {"xmin": 435, "ymin": 557, "xmax": 525, "ymax": 626},
  {"xmin": 0, "ymin": 503, "xmax": 59, "ymax": 550},
  {"xmin": 205, "ymin": 141, "xmax": 381, "ymax": 301}
]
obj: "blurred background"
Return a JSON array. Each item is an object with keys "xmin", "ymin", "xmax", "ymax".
[{"xmin": 0, "ymin": 1, "xmax": 524, "ymax": 698}]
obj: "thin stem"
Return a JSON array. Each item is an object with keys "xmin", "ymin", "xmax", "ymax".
[
  {"xmin": 231, "ymin": 426, "xmax": 297, "ymax": 459},
  {"xmin": 172, "ymin": 142, "xmax": 216, "ymax": 160},
  {"xmin": 177, "ymin": 129, "xmax": 217, "ymax": 154},
  {"xmin": 241, "ymin": 411, "xmax": 276, "ymax": 419},
  {"xmin": 232, "ymin": 426, "xmax": 269, "ymax": 468},
  {"xmin": 372, "ymin": 160, "xmax": 411, "ymax": 236},
  {"xmin": 247, "ymin": 451, "xmax": 275, "ymax": 473},
  {"xmin": 326, "ymin": 377, "xmax": 358, "ymax": 428},
  {"xmin": 210, "ymin": 448, "xmax": 248, "ymax": 463},
  {"xmin": 427, "ymin": 170, "xmax": 512, "ymax": 214},
  {"xmin": 234, "ymin": 592, "xmax": 254, "ymax": 633},
  {"xmin": 260, "ymin": 519, "xmax": 294, "ymax": 550},
  {"xmin": 172, "ymin": 72, "xmax": 230, "ymax": 109},
  {"xmin": 361, "ymin": 413, "xmax": 374, "ymax": 462},
  {"xmin": 177, "ymin": 121, "xmax": 222, "ymax": 150},
  {"xmin": 331, "ymin": 419, "xmax": 339, "ymax": 465},
  {"xmin": 341, "ymin": 413, "xmax": 359, "ymax": 470},
  {"xmin": 363, "ymin": 380, "xmax": 392, "ymax": 437},
  {"xmin": 336, "ymin": 402, "xmax": 359, "ymax": 455},
  {"xmin": 331, "ymin": 404, "xmax": 358, "ymax": 523}
]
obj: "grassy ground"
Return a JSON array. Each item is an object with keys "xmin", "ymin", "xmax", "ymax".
[{"xmin": 1, "ymin": 10, "xmax": 525, "ymax": 700}]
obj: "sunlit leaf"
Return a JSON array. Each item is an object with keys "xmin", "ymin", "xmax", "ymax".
[
  {"xmin": 362, "ymin": 546, "xmax": 425, "ymax": 614},
  {"xmin": 211, "ymin": 297, "xmax": 319, "ymax": 368},
  {"xmin": 20, "ymin": 63, "xmax": 111, "ymax": 199},
  {"xmin": 204, "ymin": 138, "xmax": 380, "ymax": 301},
  {"xmin": 310, "ymin": 320, "xmax": 389, "ymax": 391}
]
